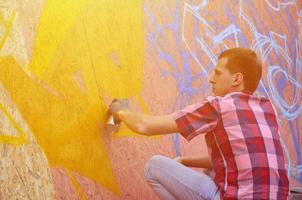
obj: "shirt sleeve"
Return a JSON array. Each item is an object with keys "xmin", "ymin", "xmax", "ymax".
[{"xmin": 170, "ymin": 99, "xmax": 219, "ymax": 141}]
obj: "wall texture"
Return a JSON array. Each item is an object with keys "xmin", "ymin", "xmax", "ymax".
[{"xmin": 0, "ymin": 0, "xmax": 301, "ymax": 199}]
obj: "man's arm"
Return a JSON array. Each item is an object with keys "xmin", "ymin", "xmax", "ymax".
[
  {"xmin": 118, "ymin": 110, "xmax": 178, "ymax": 136},
  {"xmin": 175, "ymin": 155, "xmax": 212, "ymax": 168}
]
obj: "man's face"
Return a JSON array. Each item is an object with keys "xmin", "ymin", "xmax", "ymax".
[{"xmin": 209, "ymin": 57, "xmax": 234, "ymax": 96}]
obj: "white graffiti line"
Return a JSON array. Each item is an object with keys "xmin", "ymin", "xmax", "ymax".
[
  {"xmin": 269, "ymin": 32, "xmax": 290, "ymax": 57},
  {"xmin": 182, "ymin": 2, "xmax": 241, "ymax": 76},
  {"xmin": 239, "ymin": 1, "xmax": 302, "ymax": 121},
  {"xmin": 298, "ymin": 165, "xmax": 302, "ymax": 170},
  {"xmin": 252, "ymin": 32, "xmax": 292, "ymax": 66},
  {"xmin": 239, "ymin": 2, "xmax": 283, "ymax": 61},
  {"xmin": 182, "ymin": 2, "xmax": 212, "ymax": 76},
  {"xmin": 265, "ymin": 0, "xmax": 302, "ymax": 17},
  {"xmin": 190, "ymin": 0, "xmax": 209, "ymax": 11},
  {"xmin": 290, "ymin": 165, "xmax": 302, "ymax": 177},
  {"xmin": 250, "ymin": 34, "xmax": 270, "ymax": 58},
  {"xmin": 267, "ymin": 65, "xmax": 302, "ymax": 120},
  {"xmin": 239, "ymin": 1, "xmax": 262, "ymax": 47},
  {"xmin": 280, "ymin": 135, "xmax": 292, "ymax": 176},
  {"xmin": 239, "ymin": 0, "xmax": 294, "ymax": 63},
  {"xmin": 265, "ymin": 0, "xmax": 296, "ymax": 11},
  {"xmin": 213, "ymin": 24, "xmax": 241, "ymax": 47},
  {"xmin": 195, "ymin": 37, "xmax": 218, "ymax": 66},
  {"xmin": 239, "ymin": 0, "xmax": 277, "ymax": 104},
  {"xmin": 263, "ymin": 34, "xmax": 301, "ymax": 120}
]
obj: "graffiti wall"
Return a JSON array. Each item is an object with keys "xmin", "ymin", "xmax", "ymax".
[{"xmin": 0, "ymin": 0, "xmax": 301, "ymax": 199}]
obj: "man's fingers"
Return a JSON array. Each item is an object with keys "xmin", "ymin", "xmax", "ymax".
[
  {"xmin": 109, "ymin": 99, "xmax": 130, "ymax": 114},
  {"xmin": 112, "ymin": 98, "xmax": 119, "ymax": 103},
  {"xmin": 109, "ymin": 99, "xmax": 119, "ymax": 108}
]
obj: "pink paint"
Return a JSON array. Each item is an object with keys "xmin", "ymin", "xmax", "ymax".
[{"xmin": 51, "ymin": 168, "xmax": 79, "ymax": 200}]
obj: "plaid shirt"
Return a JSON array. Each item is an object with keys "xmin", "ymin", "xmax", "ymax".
[{"xmin": 172, "ymin": 92, "xmax": 289, "ymax": 199}]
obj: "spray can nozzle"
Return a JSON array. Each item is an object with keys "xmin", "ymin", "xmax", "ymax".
[{"xmin": 106, "ymin": 114, "xmax": 120, "ymax": 134}]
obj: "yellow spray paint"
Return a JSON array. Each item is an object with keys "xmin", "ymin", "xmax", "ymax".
[
  {"xmin": 0, "ymin": 0, "xmax": 144, "ymax": 194},
  {"xmin": 27, "ymin": 0, "xmax": 87, "ymax": 77},
  {"xmin": 66, "ymin": 170, "xmax": 87, "ymax": 200},
  {"xmin": 79, "ymin": 0, "xmax": 144, "ymax": 98},
  {"xmin": 0, "ymin": 101, "xmax": 27, "ymax": 145},
  {"xmin": 0, "ymin": 10, "xmax": 16, "ymax": 50}
]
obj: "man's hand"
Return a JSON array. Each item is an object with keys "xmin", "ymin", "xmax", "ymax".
[
  {"xmin": 173, "ymin": 156, "xmax": 212, "ymax": 168},
  {"xmin": 108, "ymin": 99, "xmax": 130, "ymax": 123},
  {"xmin": 174, "ymin": 156, "xmax": 183, "ymax": 164},
  {"xmin": 108, "ymin": 99, "xmax": 178, "ymax": 136}
]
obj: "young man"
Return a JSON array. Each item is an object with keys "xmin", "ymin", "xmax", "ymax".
[{"xmin": 109, "ymin": 48, "xmax": 289, "ymax": 199}]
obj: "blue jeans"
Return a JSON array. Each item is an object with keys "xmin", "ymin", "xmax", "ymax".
[{"xmin": 144, "ymin": 155, "xmax": 220, "ymax": 200}]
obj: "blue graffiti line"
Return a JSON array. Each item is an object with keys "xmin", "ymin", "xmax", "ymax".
[
  {"xmin": 289, "ymin": 119, "xmax": 302, "ymax": 182},
  {"xmin": 241, "ymin": 0, "xmax": 287, "ymax": 72},
  {"xmin": 143, "ymin": 1, "xmax": 302, "ymax": 181},
  {"xmin": 182, "ymin": 2, "xmax": 243, "ymax": 75},
  {"xmin": 232, "ymin": 0, "xmax": 302, "ymax": 180},
  {"xmin": 144, "ymin": 0, "xmax": 208, "ymax": 156},
  {"xmin": 280, "ymin": 137, "xmax": 292, "ymax": 177},
  {"xmin": 172, "ymin": 134, "xmax": 181, "ymax": 157},
  {"xmin": 212, "ymin": 24, "xmax": 241, "ymax": 47},
  {"xmin": 264, "ymin": 0, "xmax": 297, "ymax": 12},
  {"xmin": 184, "ymin": 0, "xmax": 302, "ymax": 182},
  {"xmin": 268, "ymin": 65, "xmax": 302, "ymax": 120},
  {"xmin": 182, "ymin": 3, "xmax": 212, "ymax": 76},
  {"xmin": 234, "ymin": 0, "xmax": 302, "ymax": 182},
  {"xmin": 240, "ymin": 1, "xmax": 302, "ymax": 121},
  {"xmin": 289, "ymin": 117, "xmax": 301, "ymax": 161}
]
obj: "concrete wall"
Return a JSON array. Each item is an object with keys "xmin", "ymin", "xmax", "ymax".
[{"xmin": 0, "ymin": 0, "xmax": 301, "ymax": 199}]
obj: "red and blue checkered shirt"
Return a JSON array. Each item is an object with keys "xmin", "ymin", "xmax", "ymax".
[{"xmin": 172, "ymin": 92, "xmax": 289, "ymax": 199}]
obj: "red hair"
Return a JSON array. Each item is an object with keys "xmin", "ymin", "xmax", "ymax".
[{"xmin": 218, "ymin": 48, "xmax": 262, "ymax": 93}]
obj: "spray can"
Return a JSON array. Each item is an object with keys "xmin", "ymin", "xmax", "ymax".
[{"xmin": 106, "ymin": 114, "xmax": 120, "ymax": 134}]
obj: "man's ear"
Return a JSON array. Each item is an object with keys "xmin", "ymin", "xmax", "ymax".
[{"xmin": 232, "ymin": 72, "xmax": 243, "ymax": 86}]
